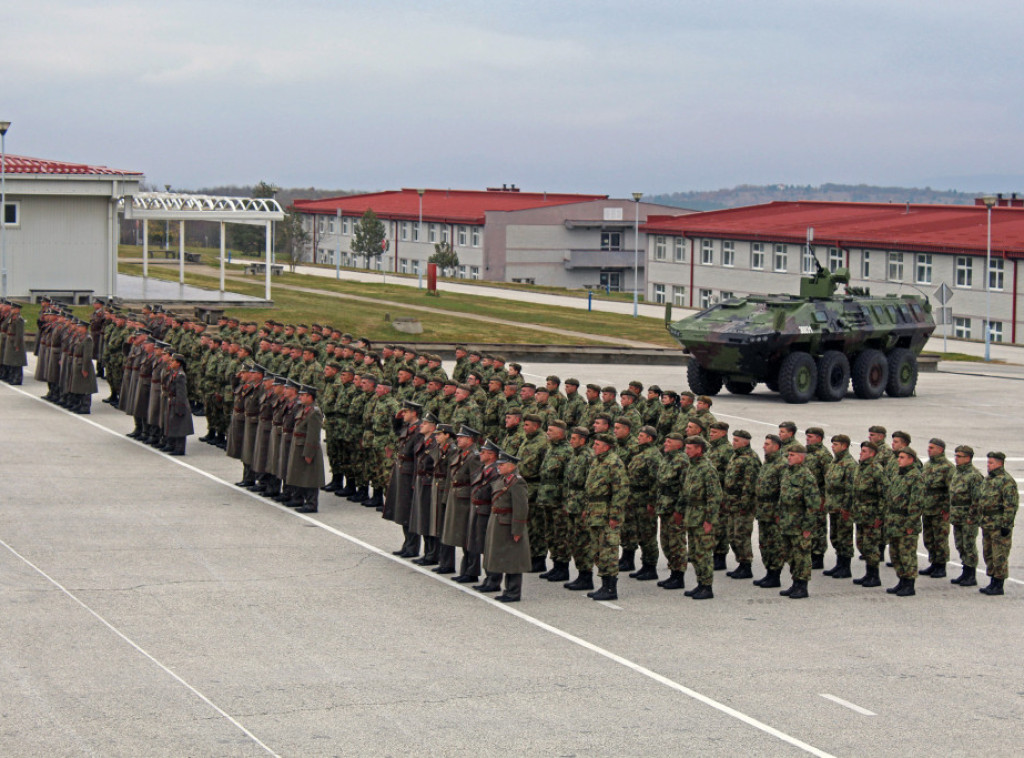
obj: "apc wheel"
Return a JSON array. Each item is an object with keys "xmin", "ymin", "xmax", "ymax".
[
  {"xmin": 885, "ymin": 348, "xmax": 918, "ymax": 398},
  {"xmin": 765, "ymin": 377, "xmax": 780, "ymax": 393},
  {"xmin": 725, "ymin": 380, "xmax": 756, "ymax": 395},
  {"xmin": 777, "ymin": 352, "xmax": 818, "ymax": 404},
  {"xmin": 815, "ymin": 350, "xmax": 850, "ymax": 402},
  {"xmin": 851, "ymin": 349, "xmax": 888, "ymax": 399},
  {"xmin": 687, "ymin": 361, "xmax": 723, "ymax": 396}
]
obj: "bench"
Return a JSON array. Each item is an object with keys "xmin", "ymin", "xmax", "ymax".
[
  {"xmin": 243, "ymin": 263, "xmax": 285, "ymax": 276},
  {"xmin": 29, "ymin": 289, "xmax": 94, "ymax": 305},
  {"xmin": 195, "ymin": 306, "xmax": 226, "ymax": 325}
]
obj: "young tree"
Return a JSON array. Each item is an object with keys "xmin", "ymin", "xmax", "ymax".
[
  {"xmin": 277, "ymin": 209, "xmax": 310, "ymax": 272},
  {"xmin": 228, "ymin": 180, "xmax": 278, "ymax": 255},
  {"xmin": 350, "ymin": 208, "xmax": 387, "ymax": 269},
  {"xmin": 429, "ymin": 241, "xmax": 460, "ymax": 276}
]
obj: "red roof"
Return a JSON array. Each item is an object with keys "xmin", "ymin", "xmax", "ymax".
[
  {"xmin": 293, "ymin": 188, "xmax": 607, "ymax": 224},
  {"xmin": 642, "ymin": 201, "xmax": 1024, "ymax": 258},
  {"xmin": 1, "ymin": 154, "xmax": 143, "ymax": 176}
]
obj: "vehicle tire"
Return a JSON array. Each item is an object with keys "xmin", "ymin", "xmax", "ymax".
[
  {"xmin": 725, "ymin": 380, "xmax": 757, "ymax": 395},
  {"xmin": 851, "ymin": 349, "xmax": 888, "ymax": 399},
  {"xmin": 687, "ymin": 361, "xmax": 723, "ymax": 396},
  {"xmin": 815, "ymin": 350, "xmax": 850, "ymax": 402},
  {"xmin": 765, "ymin": 376, "xmax": 779, "ymax": 392},
  {"xmin": 885, "ymin": 348, "xmax": 918, "ymax": 398},
  {"xmin": 777, "ymin": 352, "xmax": 817, "ymax": 404}
]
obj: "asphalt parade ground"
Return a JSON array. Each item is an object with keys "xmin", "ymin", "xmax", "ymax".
[{"xmin": 2, "ymin": 356, "xmax": 1023, "ymax": 757}]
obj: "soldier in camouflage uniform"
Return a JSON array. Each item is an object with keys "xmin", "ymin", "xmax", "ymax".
[
  {"xmin": 500, "ymin": 408, "xmax": 525, "ymax": 454},
  {"xmin": 563, "ymin": 426, "xmax": 596, "ymax": 591},
  {"xmin": 656, "ymin": 390, "xmax": 680, "ymax": 439},
  {"xmin": 753, "ymin": 434, "xmax": 787, "ymax": 588},
  {"xmin": 298, "ymin": 347, "xmax": 325, "ymax": 396},
  {"xmin": 804, "ymin": 427, "xmax": 832, "ymax": 569},
  {"xmin": 582, "ymin": 433, "xmax": 629, "ymax": 601},
  {"xmin": 343, "ymin": 375, "xmax": 373, "ymax": 503},
  {"xmin": 822, "ymin": 434, "xmax": 857, "ymax": 579},
  {"xmin": 707, "ymin": 421, "xmax": 734, "ymax": 571},
  {"xmin": 580, "ymin": 383, "xmax": 603, "ymax": 428},
  {"xmin": 537, "ymin": 420, "xmax": 574, "ymax": 583},
  {"xmin": 949, "ymin": 445, "xmax": 984, "ymax": 587},
  {"xmin": 450, "ymin": 384, "xmax": 483, "ymax": 432},
  {"xmin": 918, "ymin": 438, "xmax": 954, "ymax": 579},
  {"xmin": 723, "ymin": 430, "xmax": 761, "ymax": 580},
  {"xmin": 886, "ymin": 447, "xmax": 925, "ymax": 597},
  {"xmin": 560, "ymin": 378, "xmax": 586, "ymax": 427},
  {"xmin": 516, "ymin": 413, "xmax": 549, "ymax": 572},
  {"xmin": 656, "ymin": 432, "xmax": 690, "ymax": 590},
  {"xmin": 545, "ymin": 375, "xmax": 565, "ymax": 419},
  {"xmin": 623, "ymin": 425, "xmax": 662, "ymax": 581},
  {"xmin": 482, "ymin": 377, "xmax": 506, "ymax": 441},
  {"xmin": 617, "ymin": 390, "xmax": 643, "ymax": 430},
  {"xmin": 777, "ymin": 444, "xmax": 820, "ymax": 599},
  {"xmin": 319, "ymin": 362, "xmax": 345, "ymax": 492},
  {"xmin": 681, "ymin": 435, "xmax": 721, "ymax": 600},
  {"xmin": 978, "ymin": 451, "xmax": 1019, "ymax": 595},
  {"xmin": 642, "ymin": 385, "xmax": 662, "ymax": 428},
  {"xmin": 777, "ymin": 421, "xmax": 798, "ymax": 454},
  {"xmin": 851, "ymin": 441, "xmax": 886, "ymax": 587}
]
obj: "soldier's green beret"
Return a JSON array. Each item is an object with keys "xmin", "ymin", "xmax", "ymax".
[
  {"xmin": 680, "ymin": 391, "xmax": 695, "ymax": 400},
  {"xmin": 620, "ymin": 389, "xmax": 637, "ymax": 399},
  {"xmin": 492, "ymin": 355, "xmax": 505, "ymax": 363},
  {"xmin": 733, "ymin": 429, "xmax": 752, "ymax": 440},
  {"xmin": 593, "ymin": 432, "xmax": 616, "ymax": 446},
  {"xmin": 601, "ymin": 385, "xmax": 616, "ymax": 394},
  {"xmin": 523, "ymin": 413, "xmax": 543, "ymax": 424},
  {"xmin": 468, "ymin": 370, "xmax": 483, "ymax": 382},
  {"xmin": 666, "ymin": 432, "xmax": 686, "ymax": 442},
  {"xmin": 684, "ymin": 435, "xmax": 707, "ymax": 449},
  {"xmin": 520, "ymin": 382, "xmax": 536, "ymax": 390},
  {"xmin": 929, "ymin": 438, "xmax": 946, "ymax": 449},
  {"xmin": 548, "ymin": 419, "xmax": 568, "ymax": 431},
  {"xmin": 868, "ymin": 425, "xmax": 887, "ymax": 435},
  {"xmin": 899, "ymin": 447, "xmax": 918, "ymax": 461},
  {"xmin": 788, "ymin": 443, "xmax": 807, "ymax": 454},
  {"xmin": 662, "ymin": 390, "xmax": 678, "ymax": 399},
  {"xmin": 709, "ymin": 421, "xmax": 729, "ymax": 431},
  {"xmin": 421, "ymin": 412, "xmax": 439, "ymax": 425},
  {"xmin": 565, "ymin": 378, "xmax": 580, "ymax": 387},
  {"xmin": 687, "ymin": 417, "xmax": 707, "ymax": 432},
  {"xmin": 648, "ymin": 384, "xmax": 662, "ymax": 394},
  {"xmin": 363, "ymin": 375, "xmax": 379, "ymax": 386},
  {"xmin": 468, "ymin": 350, "xmax": 482, "ymax": 358},
  {"xmin": 639, "ymin": 425, "xmax": 658, "ymax": 439},
  {"xmin": 629, "ymin": 380, "xmax": 644, "ymax": 390},
  {"xmin": 443, "ymin": 379, "xmax": 458, "ymax": 387},
  {"xmin": 571, "ymin": 426, "xmax": 591, "ymax": 438},
  {"xmin": 892, "ymin": 430, "xmax": 911, "ymax": 443},
  {"xmin": 546, "ymin": 375, "xmax": 561, "ymax": 384},
  {"xmin": 594, "ymin": 412, "xmax": 613, "ymax": 423},
  {"xmin": 456, "ymin": 383, "xmax": 471, "ymax": 392},
  {"xmin": 806, "ymin": 427, "xmax": 825, "ymax": 438},
  {"xmin": 955, "ymin": 445, "xmax": 974, "ymax": 457},
  {"xmin": 487, "ymin": 375, "xmax": 503, "ymax": 385},
  {"xmin": 697, "ymin": 395, "xmax": 713, "ymax": 405},
  {"xmin": 831, "ymin": 434, "xmax": 851, "ymax": 445},
  {"xmin": 535, "ymin": 386, "xmax": 550, "ymax": 394},
  {"xmin": 397, "ymin": 365, "xmax": 413, "ymax": 375},
  {"xmin": 586, "ymin": 383, "xmax": 601, "ymax": 392},
  {"xmin": 481, "ymin": 438, "xmax": 501, "ymax": 452},
  {"xmin": 416, "ymin": 373, "xmax": 430, "ymax": 382},
  {"xmin": 988, "ymin": 451, "xmax": 1006, "ymax": 461},
  {"xmin": 779, "ymin": 421, "xmax": 797, "ymax": 432},
  {"xmin": 613, "ymin": 416, "xmax": 633, "ymax": 428},
  {"xmin": 765, "ymin": 434, "xmax": 783, "ymax": 446},
  {"xmin": 861, "ymin": 440, "xmax": 878, "ymax": 452},
  {"xmin": 455, "ymin": 344, "xmax": 467, "ymax": 351},
  {"xmin": 505, "ymin": 407, "xmax": 523, "ymax": 417},
  {"xmin": 504, "ymin": 380, "xmax": 520, "ymax": 388}
]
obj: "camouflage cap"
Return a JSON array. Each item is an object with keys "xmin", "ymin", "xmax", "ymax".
[
  {"xmin": 571, "ymin": 426, "xmax": 591, "ymax": 439},
  {"xmin": 661, "ymin": 389, "xmax": 679, "ymax": 399},
  {"xmin": 861, "ymin": 440, "xmax": 879, "ymax": 452},
  {"xmin": 612, "ymin": 416, "xmax": 632, "ymax": 429},
  {"xmin": 988, "ymin": 451, "xmax": 1006, "ymax": 461},
  {"xmin": 806, "ymin": 426, "xmax": 825, "ymax": 438},
  {"xmin": 955, "ymin": 444, "xmax": 974, "ymax": 457},
  {"xmin": 564, "ymin": 377, "xmax": 580, "ymax": 387},
  {"xmin": 929, "ymin": 437, "xmax": 946, "ymax": 449},
  {"xmin": 732, "ymin": 429, "xmax": 752, "ymax": 440},
  {"xmin": 546, "ymin": 375, "xmax": 561, "ymax": 384},
  {"xmin": 779, "ymin": 421, "xmax": 797, "ymax": 432},
  {"xmin": 504, "ymin": 407, "xmax": 523, "ymax": 418},
  {"xmin": 593, "ymin": 432, "xmax": 616, "ymax": 446},
  {"xmin": 868, "ymin": 425, "xmax": 887, "ymax": 435},
  {"xmin": 892, "ymin": 430, "xmax": 911, "ymax": 443},
  {"xmin": 680, "ymin": 391, "xmax": 695, "ymax": 400},
  {"xmin": 601, "ymin": 385, "xmax": 616, "ymax": 394},
  {"xmin": 831, "ymin": 434, "xmax": 851, "ymax": 445},
  {"xmin": 684, "ymin": 435, "xmax": 707, "ymax": 449},
  {"xmin": 687, "ymin": 417, "xmax": 707, "ymax": 432},
  {"xmin": 709, "ymin": 421, "xmax": 729, "ymax": 431},
  {"xmin": 648, "ymin": 384, "xmax": 662, "ymax": 394},
  {"xmin": 787, "ymin": 443, "xmax": 808, "ymax": 454},
  {"xmin": 629, "ymin": 380, "xmax": 644, "ymax": 390},
  {"xmin": 638, "ymin": 425, "xmax": 658, "ymax": 439}
]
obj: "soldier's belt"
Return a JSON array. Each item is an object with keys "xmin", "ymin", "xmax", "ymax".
[
  {"xmin": 471, "ymin": 499, "xmax": 492, "ymax": 506},
  {"xmin": 433, "ymin": 472, "xmax": 447, "ymax": 479},
  {"xmin": 492, "ymin": 507, "xmax": 513, "ymax": 514},
  {"xmin": 294, "ymin": 433, "xmax": 306, "ymax": 439}
]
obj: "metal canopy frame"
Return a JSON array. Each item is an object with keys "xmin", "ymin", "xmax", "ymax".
[{"xmin": 121, "ymin": 192, "xmax": 286, "ymax": 300}]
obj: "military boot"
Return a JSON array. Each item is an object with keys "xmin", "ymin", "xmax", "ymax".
[
  {"xmin": 617, "ymin": 549, "xmax": 636, "ymax": 572},
  {"xmin": 335, "ymin": 478, "xmax": 355, "ymax": 497},
  {"xmin": 956, "ymin": 566, "xmax": 977, "ymax": 587},
  {"xmin": 564, "ymin": 571, "xmax": 594, "ymax": 591},
  {"xmin": 690, "ymin": 583, "xmax": 714, "ymax": 600},
  {"xmin": 296, "ymin": 489, "xmax": 319, "ymax": 513},
  {"xmin": 364, "ymin": 490, "xmax": 383, "ymax": 509},
  {"xmin": 895, "ymin": 578, "xmax": 916, "ymax": 597},
  {"xmin": 779, "ymin": 582, "xmax": 796, "ymax": 597},
  {"xmin": 544, "ymin": 561, "xmax": 570, "ymax": 582},
  {"xmin": 530, "ymin": 556, "xmax": 547, "ymax": 573},
  {"xmin": 753, "ymin": 569, "xmax": 781, "ymax": 588},
  {"xmin": 787, "ymin": 580, "xmax": 808, "ymax": 599},
  {"xmin": 830, "ymin": 556, "xmax": 852, "ymax": 579},
  {"xmin": 590, "ymin": 576, "xmax": 618, "ymax": 601},
  {"xmin": 811, "ymin": 554, "xmax": 825, "ymax": 570},
  {"xmin": 630, "ymin": 564, "xmax": 659, "ymax": 581},
  {"xmin": 980, "ymin": 577, "xmax": 1004, "ymax": 595},
  {"xmin": 727, "ymin": 562, "xmax": 753, "ymax": 580},
  {"xmin": 929, "ymin": 563, "xmax": 946, "ymax": 579},
  {"xmin": 323, "ymin": 473, "xmax": 342, "ymax": 492},
  {"xmin": 862, "ymin": 565, "xmax": 882, "ymax": 587},
  {"xmin": 713, "ymin": 553, "xmax": 727, "ymax": 571},
  {"xmin": 886, "ymin": 578, "xmax": 907, "ymax": 594},
  {"xmin": 918, "ymin": 563, "xmax": 935, "ymax": 576},
  {"xmin": 347, "ymin": 486, "xmax": 368, "ymax": 502},
  {"xmin": 658, "ymin": 570, "xmax": 686, "ymax": 590}
]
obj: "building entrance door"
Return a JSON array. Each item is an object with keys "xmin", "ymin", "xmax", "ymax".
[{"xmin": 599, "ymin": 270, "xmax": 622, "ymax": 292}]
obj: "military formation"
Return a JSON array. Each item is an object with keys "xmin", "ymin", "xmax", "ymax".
[{"xmin": 13, "ymin": 301, "xmax": 1022, "ymax": 602}]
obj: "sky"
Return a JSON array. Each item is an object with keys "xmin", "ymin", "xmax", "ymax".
[{"xmin": 4, "ymin": 1, "xmax": 1024, "ymax": 196}]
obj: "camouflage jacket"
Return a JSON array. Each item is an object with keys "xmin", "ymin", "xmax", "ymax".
[
  {"xmin": 583, "ymin": 449, "xmax": 629, "ymax": 526},
  {"xmin": 805, "ymin": 442, "xmax": 831, "ymax": 492},
  {"xmin": 852, "ymin": 456, "xmax": 887, "ymax": 524},
  {"xmin": 298, "ymin": 360, "xmax": 325, "ymax": 396},
  {"xmin": 707, "ymin": 437, "xmax": 733, "ymax": 484},
  {"xmin": 886, "ymin": 466, "xmax": 925, "ymax": 539},
  {"xmin": 656, "ymin": 448, "xmax": 689, "ymax": 516},
  {"xmin": 656, "ymin": 404, "xmax": 679, "ymax": 439},
  {"xmin": 754, "ymin": 450, "xmax": 786, "ymax": 521},
  {"xmin": 723, "ymin": 445, "xmax": 761, "ymax": 514},
  {"xmin": 949, "ymin": 462, "xmax": 984, "ymax": 525},
  {"xmin": 626, "ymin": 439, "xmax": 662, "ymax": 509},
  {"xmin": 369, "ymin": 394, "xmax": 400, "ymax": 450},
  {"xmin": 824, "ymin": 449, "xmax": 857, "ymax": 514},
  {"xmin": 921, "ymin": 454, "xmax": 955, "ymax": 516},
  {"xmin": 564, "ymin": 444, "xmax": 594, "ymax": 515},
  {"xmin": 449, "ymin": 398, "xmax": 483, "ymax": 433},
  {"xmin": 777, "ymin": 461, "xmax": 820, "ymax": 535},
  {"xmin": 978, "ymin": 467, "xmax": 1019, "ymax": 531},
  {"xmin": 682, "ymin": 456, "xmax": 721, "ymax": 528},
  {"xmin": 537, "ymin": 438, "xmax": 572, "ymax": 506},
  {"xmin": 516, "ymin": 429, "xmax": 548, "ymax": 500},
  {"xmin": 615, "ymin": 435, "xmax": 637, "ymax": 468},
  {"xmin": 560, "ymin": 392, "xmax": 587, "ymax": 427}
]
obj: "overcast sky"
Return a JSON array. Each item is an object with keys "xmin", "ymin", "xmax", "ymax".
[{"xmin": 4, "ymin": 1, "xmax": 1023, "ymax": 195}]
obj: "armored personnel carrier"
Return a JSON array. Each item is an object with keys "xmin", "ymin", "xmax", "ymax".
[{"xmin": 667, "ymin": 266, "xmax": 935, "ymax": 403}]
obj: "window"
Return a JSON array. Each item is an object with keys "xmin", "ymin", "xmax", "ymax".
[
  {"xmin": 751, "ymin": 242, "xmax": 765, "ymax": 270},
  {"xmin": 4, "ymin": 201, "xmax": 20, "ymax": 227},
  {"xmin": 400, "ymin": 259, "xmax": 409, "ymax": 274},
  {"xmin": 653, "ymin": 284, "xmax": 666, "ymax": 304},
  {"xmin": 400, "ymin": 222, "xmax": 409, "ymax": 241},
  {"xmin": 989, "ymin": 258, "xmax": 1005, "ymax": 291},
  {"xmin": 861, "ymin": 251, "xmax": 871, "ymax": 279},
  {"xmin": 429, "ymin": 224, "xmax": 438, "ymax": 243},
  {"xmin": 328, "ymin": 218, "xmax": 336, "ymax": 234},
  {"xmin": 412, "ymin": 223, "xmax": 420, "ymax": 242},
  {"xmin": 470, "ymin": 266, "xmax": 480, "ymax": 280},
  {"xmin": 674, "ymin": 237, "xmax": 685, "ymax": 263},
  {"xmin": 472, "ymin": 227, "xmax": 481, "ymax": 247},
  {"xmin": 722, "ymin": 240, "xmax": 735, "ymax": 267},
  {"xmin": 673, "ymin": 285, "xmax": 686, "ymax": 306},
  {"xmin": 955, "ymin": 256, "xmax": 972, "ymax": 287},
  {"xmin": 601, "ymin": 231, "xmax": 622, "ymax": 251},
  {"xmin": 915, "ymin": 254, "xmax": 932, "ymax": 284},
  {"xmin": 699, "ymin": 289, "xmax": 713, "ymax": 309},
  {"xmin": 953, "ymin": 317, "xmax": 971, "ymax": 339},
  {"xmin": 342, "ymin": 218, "xmax": 350, "ymax": 235},
  {"xmin": 773, "ymin": 244, "xmax": 787, "ymax": 272},
  {"xmin": 441, "ymin": 226, "xmax": 450, "ymax": 244},
  {"xmin": 828, "ymin": 247, "xmax": 844, "ymax": 272},
  {"xmin": 458, "ymin": 226, "xmax": 468, "ymax": 246},
  {"xmin": 318, "ymin": 218, "xmax": 325, "ymax": 233},
  {"xmin": 655, "ymin": 236, "xmax": 666, "ymax": 260},
  {"xmin": 988, "ymin": 321, "xmax": 1004, "ymax": 343},
  {"xmin": 720, "ymin": 291, "xmax": 735, "ymax": 301},
  {"xmin": 701, "ymin": 239, "xmax": 714, "ymax": 265},
  {"xmin": 887, "ymin": 252, "xmax": 904, "ymax": 281},
  {"xmin": 802, "ymin": 246, "xmax": 817, "ymax": 274},
  {"xmin": 458, "ymin": 265, "xmax": 467, "ymax": 279}
]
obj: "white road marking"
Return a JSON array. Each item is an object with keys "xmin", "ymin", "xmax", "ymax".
[
  {"xmin": 0, "ymin": 537, "xmax": 280, "ymax": 758},
  {"xmin": 819, "ymin": 694, "xmax": 876, "ymax": 716},
  {"xmin": 1003, "ymin": 457, "xmax": 1024, "ymax": 462},
  {"xmin": 598, "ymin": 601, "xmax": 623, "ymax": 610},
  {"xmin": 5, "ymin": 382, "xmax": 836, "ymax": 758},
  {"xmin": 918, "ymin": 552, "xmax": 1024, "ymax": 587}
]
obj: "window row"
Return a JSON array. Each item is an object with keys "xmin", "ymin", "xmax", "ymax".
[
  {"xmin": 399, "ymin": 222, "xmax": 481, "ymax": 247},
  {"xmin": 651, "ymin": 284, "xmax": 737, "ymax": 308},
  {"xmin": 952, "ymin": 317, "xmax": 1004, "ymax": 342}
]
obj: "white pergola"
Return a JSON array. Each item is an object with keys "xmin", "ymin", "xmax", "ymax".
[{"xmin": 121, "ymin": 192, "xmax": 286, "ymax": 300}]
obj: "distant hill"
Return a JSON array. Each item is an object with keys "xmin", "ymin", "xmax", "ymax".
[{"xmin": 645, "ymin": 183, "xmax": 986, "ymax": 211}]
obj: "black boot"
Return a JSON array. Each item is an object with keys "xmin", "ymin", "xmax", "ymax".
[
  {"xmin": 929, "ymin": 563, "xmax": 946, "ymax": 579},
  {"xmin": 830, "ymin": 556, "xmax": 852, "ymax": 579},
  {"xmin": 337, "ymin": 478, "xmax": 356, "ymax": 496},
  {"xmin": 296, "ymin": 488, "xmax": 319, "ymax": 513},
  {"xmin": 473, "ymin": 573, "xmax": 502, "ymax": 592},
  {"xmin": 617, "ymin": 549, "xmax": 636, "ymax": 572},
  {"xmin": 779, "ymin": 582, "xmax": 796, "ymax": 597},
  {"xmin": 886, "ymin": 578, "xmax": 906, "ymax": 594},
  {"xmin": 980, "ymin": 577, "xmax": 1004, "ymax": 595},
  {"xmin": 590, "ymin": 576, "xmax": 618, "ymax": 601},
  {"xmin": 630, "ymin": 564, "xmax": 659, "ymax": 581},
  {"xmin": 811, "ymin": 554, "xmax": 824, "ymax": 570},
  {"xmin": 170, "ymin": 438, "xmax": 186, "ymax": 456},
  {"xmin": 787, "ymin": 579, "xmax": 808, "ymax": 599},
  {"xmin": 530, "ymin": 556, "xmax": 547, "ymax": 573},
  {"xmin": 918, "ymin": 563, "xmax": 935, "ymax": 576},
  {"xmin": 323, "ymin": 473, "xmax": 342, "ymax": 492},
  {"xmin": 855, "ymin": 565, "xmax": 881, "ymax": 587},
  {"xmin": 753, "ymin": 569, "xmax": 781, "ymax": 588},
  {"xmin": 544, "ymin": 561, "xmax": 570, "ymax": 582},
  {"xmin": 713, "ymin": 553, "xmax": 727, "ymax": 571},
  {"xmin": 658, "ymin": 570, "xmax": 686, "ymax": 589},
  {"xmin": 955, "ymin": 566, "xmax": 977, "ymax": 586},
  {"xmin": 364, "ymin": 490, "xmax": 383, "ymax": 509},
  {"xmin": 895, "ymin": 578, "xmax": 916, "ymax": 597},
  {"xmin": 215, "ymin": 432, "xmax": 228, "ymax": 449},
  {"xmin": 564, "ymin": 571, "xmax": 594, "ymax": 591},
  {"xmin": 690, "ymin": 583, "xmax": 714, "ymax": 600},
  {"xmin": 727, "ymin": 562, "xmax": 753, "ymax": 580},
  {"xmin": 347, "ymin": 486, "xmax": 367, "ymax": 502}
]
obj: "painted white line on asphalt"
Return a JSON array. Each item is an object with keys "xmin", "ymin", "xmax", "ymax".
[
  {"xmin": 6, "ymin": 382, "xmax": 836, "ymax": 758},
  {"xmin": 598, "ymin": 601, "xmax": 623, "ymax": 610},
  {"xmin": 0, "ymin": 537, "xmax": 281, "ymax": 758},
  {"xmin": 819, "ymin": 694, "xmax": 876, "ymax": 716},
  {"xmin": 716, "ymin": 412, "xmax": 832, "ymax": 430},
  {"xmin": 918, "ymin": 552, "xmax": 1024, "ymax": 587},
  {"xmin": 1005, "ymin": 457, "xmax": 1024, "ymax": 462}
]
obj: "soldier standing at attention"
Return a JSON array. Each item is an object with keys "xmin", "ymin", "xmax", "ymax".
[
  {"xmin": 886, "ymin": 447, "xmax": 925, "ymax": 597},
  {"xmin": 822, "ymin": 434, "xmax": 856, "ymax": 579},
  {"xmin": 948, "ymin": 445, "xmax": 983, "ymax": 587},
  {"xmin": 560, "ymin": 378, "xmax": 586, "ymax": 427},
  {"xmin": 624, "ymin": 425, "xmax": 663, "ymax": 582},
  {"xmin": 804, "ymin": 427, "xmax": 832, "ymax": 570},
  {"xmin": 778, "ymin": 421, "xmax": 798, "ymax": 454},
  {"xmin": 445, "ymin": 426, "xmax": 483, "ymax": 584},
  {"xmin": 163, "ymin": 353, "xmax": 194, "ymax": 456},
  {"xmin": 777, "ymin": 443, "xmax": 820, "ymax": 599},
  {"xmin": 919, "ymin": 438, "xmax": 954, "ymax": 579},
  {"xmin": 517, "ymin": 414, "xmax": 550, "ymax": 573},
  {"xmin": 851, "ymin": 441, "xmax": 886, "ymax": 587},
  {"xmin": 583, "ymin": 433, "xmax": 629, "ymax": 601},
  {"xmin": 753, "ymin": 434, "xmax": 787, "ymax": 588},
  {"xmin": 681, "ymin": 435, "xmax": 721, "ymax": 600},
  {"xmin": 707, "ymin": 420, "xmax": 734, "ymax": 571},
  {"xmin": 656, "ymin": 433, "xmax": 690, "ymax": 590},
  {"xmin": 287, "ymin": 385, "xmax": 326, "ymax": 513},
  {"xmin": 467, "ymin": 438, "xmax": 503, "ymax": 590},
  {"xmin": 1, "ymin": 302, "xmax": 26, "ymax": 385},
  {"xmin": 562, "ymin": 427, "xmax": 596, "ymax": 591},
  {"xmin": 483, "ymin": 450, "xmax": 531, "ymax": 603},
  {"xmin": 869, "ymin": 425, "xmax": 893, "ymax": 469},
  {"xmin": 978, "ymin": 451, "xmax": 1019, "ymax": 596},
  {"xmin": 723, "ymin": 430, "xmax": 761, "ymax": 581},
  {"xmin": 537, "ymin": 420, "xmax": 574, "ymax": 583}
]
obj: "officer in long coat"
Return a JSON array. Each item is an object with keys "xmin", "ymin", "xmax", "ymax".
[
  {"xmin": 409, "ymin": 413, "xmax": 439, "ymax": 565},
  {"xmin": 68, "ymin": 321, "xmax": 98, "ymax": 414},
  {"xmin": 286, "ymin": 384, "xmax": 326, "ymax": 513},
  {"xmin": 385, "ymin": 401, "xmax": 424, "ymax": 557},
  {"xmin": 163, "ymin": 353, "xmax": 194, "ymax": 455},
  {"xmin": 483, "ymin": 449, "xmax": 531, "ymax": 602},
  {"xmin": 444, "ymin": 425, "xmax": 483, "ymax": 583},
  {"xmin": 1, "ymin": 302, "xmax": 27, "ymax": 385},
  {"xmin": 467, "ymin": 439, "xmax": 503, "ymax": 591}
]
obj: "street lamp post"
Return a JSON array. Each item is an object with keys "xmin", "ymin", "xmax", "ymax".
[
  {"xmin": 632, "ymin": 192, "xmax": 643, "ymax": 317},
  {"xmin": 417, "ymin": 189, "xmax": 425, "ymax": 277},
  {"xmin": 0, "ymin": 120, "xmax": 10, "ymax": 299},
  {"xmin": 982, "ymin": 194, "xmax": 997, "ymax": 362}
]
